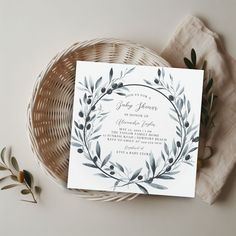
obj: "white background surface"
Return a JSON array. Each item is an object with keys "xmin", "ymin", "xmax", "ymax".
[{"xmin": 0, "ymin": 0, "xmax": 236, "ymax": 236}]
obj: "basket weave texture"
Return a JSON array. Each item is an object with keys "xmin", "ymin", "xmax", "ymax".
[{"xmin": 28, "ymin": 38, "xmax": 170, "ymax": 201}]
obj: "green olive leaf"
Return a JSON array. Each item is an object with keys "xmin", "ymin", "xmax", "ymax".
[
  {"xmin": 23, "ymin": 170, "xmax": 33, "ymax": 188},
  {"xmin": 11, "ymin": 156, "xmax": 19, "ymax": 171},
  {"xmin": 0, "ymin": 176, "xmax": 10, "ymax": 182},
  {"xmin": 0, "ymin": 166, "xmax": 7, "ymax": 171},
  {"xmin": 191, "ymin": 48, "xmax": 197, "ymax": 67},
  {"xmin": 34, "ymin": 186, "xmax": 42, "ymax": 195},
  {"xmin": 21, "ymin": 189, "xmax": 30, "ymax": 195},
  {"xmin": 0, "ymin": 147, "xmax": 6, "ymax": 164},
  {"xmin": 184, "ymin": 57, "xmax": 195, "ymax": 69},
  {"xmin": 10, "ymin": 175, "xmax": 18, "ymax": 181},
  {"xmin": 1, "ymin": 184, "xmax": 19, "ymax": 190}
]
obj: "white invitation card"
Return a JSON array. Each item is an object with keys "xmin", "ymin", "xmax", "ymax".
[{"xmin": 68, "ymin": 61, "xmax": 203, "ymax": 198}]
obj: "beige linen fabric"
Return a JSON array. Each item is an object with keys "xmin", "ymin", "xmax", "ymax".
[{"xmin": 161, "ymin": 15, "xmax": 236, "ymax": 204}]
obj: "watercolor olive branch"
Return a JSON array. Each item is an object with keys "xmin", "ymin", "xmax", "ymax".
[
  {"xmin": 113, "ymin": 73, "xmax": 199, "ymax": 192},
  {"xmin": 0, "ymin": 147, "xmax": 41, "ymax": 203},
  {"xmin": 72, "ymin": 67, "xmax": 199, "ymax": 194},
  {"xmin": 73, "ymin": 67, "xmax": 134, "ymax": 183},
  {"xmin": 72, "ymin": 68, "xmax": 197, "ymax": 193},
  {"xmin": 72, "ymin": 68, "xmax": 198, "ymax": 193}
]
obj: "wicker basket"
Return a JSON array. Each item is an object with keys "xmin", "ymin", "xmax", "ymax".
[{"xmin": 28, "ymin": 38, "xmax": 170, "ymax": 201}]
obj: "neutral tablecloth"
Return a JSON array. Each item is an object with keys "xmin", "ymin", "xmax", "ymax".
[{"xmin": 161, "ymin": 15, "xmax": 236, "ymax": 204}]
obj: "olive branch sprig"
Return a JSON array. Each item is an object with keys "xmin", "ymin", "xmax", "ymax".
[
  {"xmin": 0, "ymin": 147, "xmax": 41, "ymax": 203},
  {"xmin": 71, "ymin": 67, "xmax": 134, "ymax": 152},
  {"xmin": 126, "ymin": 69, "xmax": 200, "ymax": 192},
  {"xmin": 184, "ymin": 48, "xmax": 217, "ymax": 163},
  {"xmin": 72, "ymin": 67, "xmax": 135, "ymax": 183},
  {"xmin": 184, "ymin": 48, "xmax": 217, "ymax": 131}
]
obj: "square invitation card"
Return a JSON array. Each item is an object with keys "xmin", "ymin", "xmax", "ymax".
[{"xmin": 68, "ymin": 61, "xmax": 204, "ymax": 198}]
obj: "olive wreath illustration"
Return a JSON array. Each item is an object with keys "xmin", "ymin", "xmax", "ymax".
[{"xmin": 71, "ymin": 66, "xmax": 199, "ymax": 194}]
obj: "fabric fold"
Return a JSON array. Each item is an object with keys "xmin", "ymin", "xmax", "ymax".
[{"xmin": 161, "ymin": 15, "xmax": 236, "ymax": 204}]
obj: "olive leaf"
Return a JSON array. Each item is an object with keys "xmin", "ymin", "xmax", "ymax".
[
  {"xmin": 11, "ymin": 156, "xmax": 19, "ymax": 171},
  {"xmin": 74, "ymin": 121, "xmax": 79, "ymax": 129},
  {"xmin": 158, "ymin": 175, "xmax": 175, "ymax": 180},
  {"xmin": 144, "ymin": 79, "xmax": 152, "ymax": 85},
  {"xmin": 0, "ymin": 147, "xmax": 6, "ymax": 164},
  {"xmin": 184, "ymin": 48, "xmax": 217, "ymax": 130},
  {"xmin": 172, "ymin": 139, "xmax": 177, "ymax": 156},
  {"xmin": 116, "ymin": 92, "xmax": 126, "ymax": 96},
  {"xmin": 95, "ymin": 76, "xmax": 102, "ymax": 89},
  {"xmin": 188, "ymin": 147, "xmax": 198, "ymax": 153},
  {"xmin": 83, "ymin": 163, "xmax": 97, "ymax": 168},
  {"xmin": 136, "ymin": 183, "xmax": 148, "ymax": 194},
  {"xmin": 164, "ymin": 143, "xmax": 169, "ymax": 156},
  {"xmin": 130, "ymin": 168, "xmax": 142, "ymax": 181},
  {"xmin": 161, "ymin": 68, "xmax": 165, "ymax": 78},
  {"xmin": 165, "ymin": 171, "xmax": 180, "ymax": 176},
  {"xmin": 184, "ymin": 57, "xmax": 195, "ymax": 69},
  {"xmin": 84, "ymin": 76, "xmax": 89, "ymax": 89},
  {"xmin": 161, "ymin": 151, "xmax": 166, "ymax": 161},
  {"xmin": 184, "ymin": 48, "xmax": 197, "ymax": 69},
  {"xmin": 115, "ymin": 162, "xmax": 124, "ymax": 173},
  {"xmin": 95, "ymin": 173, "xmax": 109, "ymax": 178},
  {"xmin": 34, "ymin": 186, "xmax": 42, "ymax": 195},
  {"xmin": 71, "ymin": 142, "xmax": 82, "ymax": 148},
  {"xmin": 21, "ymin": 189, "xmax": 30, "ymax": 195},
  {"xmin": 101, "ymin": 153, "xmax": 112, "ymax": 168},
  {"xmin": 191, "ymin": 48, "xmax": 197, "ymax": 67},
  {"xmin": 96, "ymin": 142, "xmax": 101, "ymax": 159},
  {"xmin": 206, "ymin": 78, "xmax": 213, "ymax": 94},
  {"xmin": 1, "ymin": 184, "xmax": 19, "ymax": 190},
  {"xmin": 125, "ymin": 67, "xmax": 135, "ymax": 75},
  {"xmin": 0, "ymin": 175, "xmax": 10, "ymax": 182},
  {"xmin": 23, "ymin": 170, "xmax": 33, "ymax": 188},
  {"xmin": 202, "ymin": 60, "xmax": 207, "ymax": 70},
  {"xmin": 88, "ymin": 76, "xmax": 94, "ymax": 93},
  {"xmin": 0, "ymin": 166, "xmax": 7, "ymax": 171},
  {"xmin": 149, "ymin": 183, "xmax": 168, "ymax": 190},
  {"xmin": 149, "ymin": 153, "xmax": 156, "ymax": 175},
  {"xmin": 109, "ymin": 68, "xmax": 113, "ymax": 82},
  {"xmin": 113, "ymin": 180, "xmax": 120, "ymax": 190},
  {"xmin": 145, "ymin": 161, "xmax": 150, "ymax": 170},
  {"xmin": 187, "ymin": 100, "xmax": 191, "ymax": 114},
  {"xmin": 10, "ymin": 175, "xmax": 18, "ymax": 181},
  {"xmin": 192, "ymin": 137, "xmax": 199, "ymax": 142}
]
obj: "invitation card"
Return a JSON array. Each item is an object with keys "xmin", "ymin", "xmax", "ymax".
[{"xmin": 68, "ymin": 61, "xmax": 203, "ymax": 198}]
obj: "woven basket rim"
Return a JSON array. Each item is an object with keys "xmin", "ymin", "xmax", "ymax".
[{"xmin": 27, "ymin": 38, "xmax": 171, "ymax": 195}]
